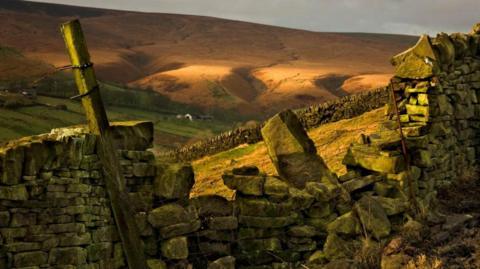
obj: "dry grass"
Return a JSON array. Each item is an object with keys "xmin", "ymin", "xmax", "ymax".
[{"xmin": 191, "ymin": 107, "xmax": 385, "ymax": 198}]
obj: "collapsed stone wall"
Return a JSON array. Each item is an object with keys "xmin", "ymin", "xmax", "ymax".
[
  {"xmin": 161, "ymin": 87, "xmax": 389, "ymax": 162},
  {"xmin": 1, "ymin": 24, "xmax": 479, "ymax": 269}
]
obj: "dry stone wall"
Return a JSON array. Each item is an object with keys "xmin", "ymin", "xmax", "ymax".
[{"xmin": 161, "ymin": 87, "xmax": 389, "ymax": 162}]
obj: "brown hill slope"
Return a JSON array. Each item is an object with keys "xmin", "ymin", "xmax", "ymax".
[{"xmin": 0, "ymin": 0, "xmax": 417, "ymax": 117}]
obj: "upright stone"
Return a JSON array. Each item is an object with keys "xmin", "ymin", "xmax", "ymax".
[
  {"xmin": 391, "ymin": 35, "xmax": 439, "ymax": 79},
  {"xmin": 261, "ymin": 110, "xmax": 332, "ymax": 188}
]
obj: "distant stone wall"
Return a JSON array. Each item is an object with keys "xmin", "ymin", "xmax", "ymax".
[{"xmin": 162, "ymin": 87, "xmax": 389, "ymax": 162}]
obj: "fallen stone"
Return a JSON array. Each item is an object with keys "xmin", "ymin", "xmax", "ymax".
[
  {"xmin": 327, "ymin": 211, "xmax": 361, "ymax": 236},
  {"xmin": 355, "ymin": 196, "xmax": 391, "ymax": 240},
  {"xmin": 323, "ymin": 233, "xmax": 358, "ymax": 261},
  {"xmin": 261, "ymin": 109, "xmax": 332, "ymax": 188},
  {"xmin": 371, "ymin": 196, "xmax": 407, "ymax": 216},
  {"xmin": 442, "ymin": 214, "xmax": 474, "ymax": 231}
]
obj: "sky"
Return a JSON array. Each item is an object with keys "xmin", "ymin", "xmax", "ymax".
[{"xmin": 28, "ymin": 0, "xmax": 480, "ymax": 35}]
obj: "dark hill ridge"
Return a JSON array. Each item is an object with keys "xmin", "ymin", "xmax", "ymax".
[{"xmin": 0, "ymin": 0, "xmax": 417, "ymax": 116}]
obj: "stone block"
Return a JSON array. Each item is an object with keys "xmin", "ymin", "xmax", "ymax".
[
  {"xmin": 208, "ymin": 256, "xmax": 235, "ymax": 269},
  {"xmin": 342, "ymin": 175, "xmax": 383, "ymax": 193},
  {"xmin": 48, "ymin": 247, "xmax": 87, "ymax": 265},
  {"xmin": 14, "ymin": 251, "xmax": 47, "ymax": 267},
  {"xmin": 391, "ymin": 35, "xmax": 439, "ymax": 79},
  {"xmin": 148, "ymin": 204, "xmax": 195, "ymax": 228},
  {"xmin": 264, "ymin": 176, "xmax": 289, "ymax": 198},
  {"xmin": 87, "ymin": 242, "xmax": 113, "ymax": 262},
  {"xmin": 238, "ymin": 238, "xmax": 282, "ymax": 252},
  {"xmin": 354, "ymin": 196, "xmax": 391, "ymax": 240},
  {"xmin": 147, "ymin": 259, "xmax": 167, "ymax": 269},
  {"xmin": 343, "ymin": 144, "xmax": 405, "ymax": 174},
  {"xmin": 222, "ymin": 174, "xmax": 264, "ymax": 196},
  {"xmin": 161, "ymin": 236, "xmax": 189, "ymax": 260},
  {"xmin": 261, "ymin": 109, "xmax": 332, "ymax": 188},
  {"xmin": 207, "ymin": 216, "xmax": 238, "ymax": 230},
  {"xmin": 327, "ymin": 211, "xmax": 361, "ymax": 236},
  {"xmin": 189, "ymin": 195, "xmax": 233, "ymax": 217},
  {"xmin": 287, "ymin": 225, "xmax": 317, "ymax": 237},
  {"xmin": 158, "ymin": 220, "xmax": 201, "ymax": 239},
  {"xmin": 238, "ymin": 213, "xmax": 299, "ymax": 228},
  {"xmin": 0, "ymin": 185, "xmax": 29, "ymax": 201},
  {"xmin": 238, "ymin": 197, "xmax": 293, "ymax": 217}
]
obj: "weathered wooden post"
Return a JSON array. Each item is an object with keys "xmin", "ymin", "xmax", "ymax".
[{"xmin": 60, "ymin": 19, "xmax": 147, "ymax": 269}]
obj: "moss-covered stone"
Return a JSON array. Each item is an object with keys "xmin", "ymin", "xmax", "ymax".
[
  {"xmin": 261, "ymin": 109, "xmax": 331, "ymax": 188},
  {"xmin": 238, "ymin": 238, "xmax": 283, "ymax": 252},
  {"xmin": 147, "ymin": 259, "xmax": 167, "ymax": 269},
  {"xmin": 148, "ymin": 204, "xmax": 194, "ymax": 228},
  {"xmin": 222, "ymin": 174, "xmax": 264, "ymax": 196},
  {"xmin": 14, "ymin": 251, "xmax": 48, "ymax": 267},
  {"xmin": 161, "ymin": 236, "xmax": 189, "ymax": 260},
  {"xmin": 238, "ymin": 213, "xmax": 299, "ymax": 228},
  {"xmin": 391, "ymin": 35, "xmax": 439, "ymax": 79},
  {"xmin": 342, "ymin": 175, "xmax": 383, "ymax": 193},
  {"xmin": 288, "ymin": 225, "xmax": 317, "ymax": 237},
  {"xmin": 238, "ymin": 197, "xmax": 293, "ymax": 217},
  {"xmin": 371, "ymin": 196, "xmax": 407, "ymax": 216},
  {"xmin": 48, "ymin": 247, "xmax": 87, "ymax": 265},
  {"xmin": 355, "ymin": 196, "xmax": 391, "ymax": 240},
  {"xmin": 264, "ymin": 176, "xmax": 289, "ymax": 198},
  {"xmin": 159, "ymin": 220, "xmax": 201, "ymax": 239},
  {"xmin": 323, "ymin": 233, "xmax": 357, "ymax": 261},
  {"xmin": 154, "ymin": 163, "xmax": 194, "ymax": 200},
  {"xmin": 208, "ymin": 256, "xmax": 235, "ymax": 269},
  {"xmin": 0, "ymin": 185, "xmax": 28, "ymax": 201},
  {"xmin": 343, "ymin": 144, "xmax": 405, "ymax": 174},
  {"xmin": 434, "ymin": 33, "xmax": 456, "ymax": 64},
  {"xmin": 207, "ymin": 216, "xmax": 238, "ymax": 230},
  {"xmin": 327, "ymin": 211, "xmax": 361, "ymax": 236},
  {"xmin": 287, "ymin": 187, "xmax": 315, "ymax": 209},
  {"xmin": 189, "ymin": 195, "xmax": 233, "ymax": 217}
]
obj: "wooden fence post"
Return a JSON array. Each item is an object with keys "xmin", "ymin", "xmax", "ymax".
[{"xmin": 60, "ymin": 19, "xmax": 147, "ymax": 269}]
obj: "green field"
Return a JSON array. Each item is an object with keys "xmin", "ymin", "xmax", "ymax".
[{"xmin": 0, "ymin": 96, "xmax": 232, "ymax": 151}]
